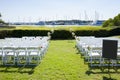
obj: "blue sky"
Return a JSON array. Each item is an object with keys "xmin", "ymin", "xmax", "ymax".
[{"xmin": 0, "ymin": 0, "xmax": 120, "ymax": 22}]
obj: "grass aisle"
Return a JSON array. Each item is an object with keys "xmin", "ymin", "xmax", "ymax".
[
  {"xmin": 33, "ymin": 40, "xmax": 88, "ymax": 80},
  {"xmin": 32, "ymin": 40, "xmax": 97, "ymax": 80}
]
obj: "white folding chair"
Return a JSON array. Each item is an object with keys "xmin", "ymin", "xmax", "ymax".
[
  {"xmin": 16, "ymin": 47, "xmax": 28, "ymax": 66},
  {"xmin": 88, "ymin": 47, "xmax": 102, "ymax": 67},
  {"xmin": 27, "ymin": 47, "xmax": 41, "ymax": 65},
  {"xmin": 3, "ymin": 47, "xmax": 16, "ymax": 66}
]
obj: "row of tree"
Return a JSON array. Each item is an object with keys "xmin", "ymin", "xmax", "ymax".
[{"xmin": 102, "ymin": 13, "xmax": 120, "ymax": 27}]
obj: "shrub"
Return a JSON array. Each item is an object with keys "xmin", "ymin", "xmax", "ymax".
[
  {"xmin": 109, "ymin": 28, "xmax": 120, "ymax": 36},
  {"xmin": 11, "ymin": 30, "xmax": 50, "ymax": 37},
  {"xmin": 51, "ymin": 30, "xmax": 72, "ymax": 39}
]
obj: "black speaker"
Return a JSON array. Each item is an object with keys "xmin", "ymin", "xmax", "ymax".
[{"xmin": 102, "ymin": 40, "xmax": 118, "ymax": 59}]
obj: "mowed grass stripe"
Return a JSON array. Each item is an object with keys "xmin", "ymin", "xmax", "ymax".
[{"xmin": 33, "ymin": 40, "xmax": 90, "ymax": 80}]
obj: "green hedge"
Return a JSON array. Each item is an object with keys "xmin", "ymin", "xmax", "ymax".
[
  {"xmin": 11, "ymin": 30, "xmax": 50, "ymax": 37},
  {"xmin": 51, "ymin": 30, "xmax": 72, "ymax": 39},
  {"xmin": 0, "ymin": 30, "xmax": 50, "ymax": 38},
  {"xmin": 0, "ymin": 30, "xmax": 12, "ymax": 38},
  {"xmin": 74, "ymin": 29, "xmax": 109, "ymax": 37},
  {"xmin": 0, "ymin": 28, "xmax": 120, "ymax": 39},
  {"xmin": 109, "ymin": 28, "xmax": 120, "ymax": 36}
]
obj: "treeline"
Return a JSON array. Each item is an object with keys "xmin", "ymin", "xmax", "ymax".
[{"xmin": 102, "ymin": 13, "xmax": 120, "ymax": 27}]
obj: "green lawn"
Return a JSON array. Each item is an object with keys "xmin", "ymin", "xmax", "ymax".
[
  {"xmin": 15, "ymin": 26, "xmax": 109, "ymax": 31},
  {"xmin": 0, "ymin": 25, "xmax": 110, "ymax": 31},
  {"xmin": 0, "ymin": 40, "xmax": 120, "ymax": 80}
]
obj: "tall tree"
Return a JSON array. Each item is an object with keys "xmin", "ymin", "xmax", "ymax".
[
  {"xmin": 102, "ymin": 18, "xmax": 113, "ymax": 27},
  {"xmin": 0, "ymin": 13, "xmax": 5, "ymax": 24},
  {"xmin": 102, "ymin": 13, "xmax": 120, "ymax": 27},
  {"xmin": 113, "ymin": 14, "xmax": 120, "ymax": 26}
]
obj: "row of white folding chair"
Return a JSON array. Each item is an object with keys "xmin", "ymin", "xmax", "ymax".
[
  {"xmin": 75, "ymin": 37, "xmax": 120, "ymax": 67},
  {"xmin": 76, "ymin": 37, "xmax": 120, "ymax": 47},
  {"xmin": 0, "ymin": 47, "xmax": 43, "ymax": 66},
  {"xmin": 76, "ymin": 36, "xmax": 120, "ymax": 54},
  {"xmin": 86, "ymin": 46, "xmax": 116, "ymax": 67},
  {"xmin": 22, "ymin": 36, "xmax": 49, "ymax": 41},
  {"xmin": 84, "ymin": 46, "xmax": 120, "ymax": 67},
  {"xmin": 1, "ymin": 38, "xmax": 49, "ymax": 48},
  {"xmin": 0, "ymin": 37, "xmax": 49, "ymax": 52},
  {"xmin": 0, "ymin": 36, "xmax": 49, "ymax": 66}
]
